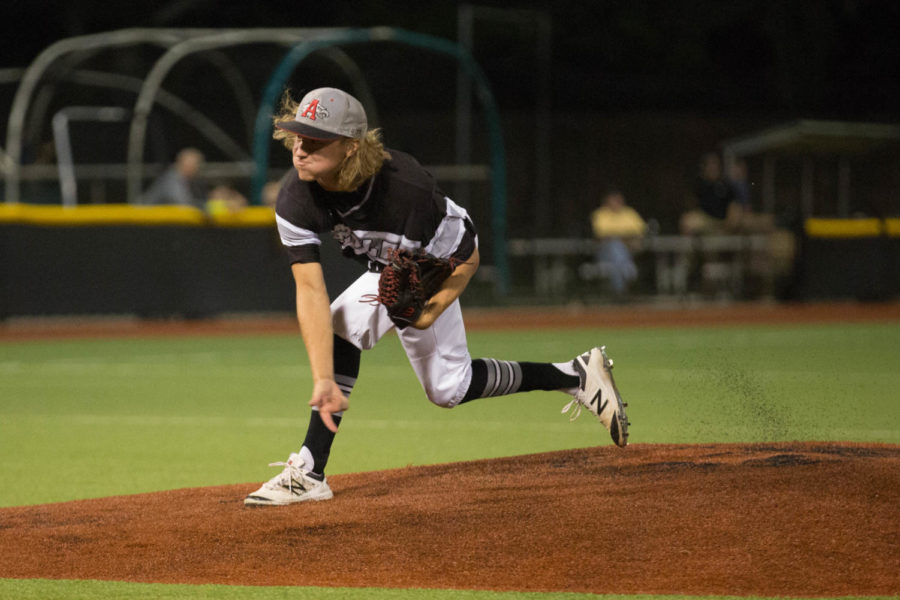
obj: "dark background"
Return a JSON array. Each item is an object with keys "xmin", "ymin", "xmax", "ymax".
[
  {"xmin": 3, "ymin": 1, "xmax": 900, "ymax": 235},
  {"xmin": 2, "ymin": 1, "xmax": 899, "ymax": 313},
  {"xmin": 5, "ymin": 0, "xmax": 900, "ymax": 118}
]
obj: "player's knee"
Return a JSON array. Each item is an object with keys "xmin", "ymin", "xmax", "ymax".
[
  {"xmin": 425, "ymin": 390, "xmax": 456, "ymax": 408},
  {"xmin": 425, "ymin": 389, "xmax": 457, "ymax": 409},
  {"xmin": 416, "ymin": 359, "xmax": 472, "ymax": 409}
]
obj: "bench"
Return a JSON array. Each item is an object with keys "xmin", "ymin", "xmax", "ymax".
[{"xmin": 506, "ymin": 234, "xmax": 773, "ymax": 299}]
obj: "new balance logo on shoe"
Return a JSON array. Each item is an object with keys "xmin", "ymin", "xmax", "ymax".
[
  {"xmin": 563, "ymin": 346, "xmax": 629, "ymax": 448},
  {"xmin": 590, "ymin": 388, "xmax": 609, "ymax": 415},
  {"xmin": 284, "ymin": 481, "xmax": 308, "ymax": 495}
]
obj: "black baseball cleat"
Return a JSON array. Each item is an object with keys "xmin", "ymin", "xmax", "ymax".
[{"xmin": 562, "ymin": 346, "xmax": 630, "ymax": 447}]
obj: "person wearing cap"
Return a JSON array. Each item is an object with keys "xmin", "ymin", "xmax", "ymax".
[{"xmin": 244, "ymin": 87, "xmax": 629, "ymax": 506}]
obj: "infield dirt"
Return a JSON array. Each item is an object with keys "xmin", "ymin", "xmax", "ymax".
[
  {"xmin": 3, "ymin": 299, "xmax": 900, "ymax": 341},
  {"xmin": 1, "ymin": 442, "xmax": 898, "ymax": 595}
]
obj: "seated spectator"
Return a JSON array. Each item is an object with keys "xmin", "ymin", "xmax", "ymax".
[
  {"xmin": 589, "ymin": 188, "xmax": 648, "ymax": 298},
  {"xmin": 682, "ymin": 152, "xmax": 775, "ymax": 235},
  {"xmin": 725, "ymin": 157, "xmax": 796, "ymax": 290},
  {"xmin": 725, "ymin": 157, "xmax": 775, "ymax": 233},
  {"xmin": 681, "ymin": 153, "xmax": 795, "ymax": 297},
  {"xmin": 205, "ymin": 182, "xmax": 248, "ymax": 216},
  {"xmin": 261, "ymin": 169, "xmax": 297, "ymax": 209},
  {"xmin": 140, "ymin": 148, "xmax": 208, "ymax": 209},
  {"xmin": 727, "ymin": 156, "xmax": 753, "ymax": 211},
  {"xmin": 680, "ymin": 152, "xmax": 739, "ymax": 234},
  {"xmin": 262, "ymin": 181, "xmax": 281, "ymax": 209}
]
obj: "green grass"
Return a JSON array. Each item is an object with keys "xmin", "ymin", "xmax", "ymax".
[
  {"xmin": 1, "ymin": 580, "xmax": 896, "ymax": 600},
  {"xmin": 1, "ymin": 320, "xmax": 898, "ymax": 599},
  {"xmin": 1, "ymin": 323, "xmax": 898, "ymax": 508},
  {"xmin": 0, "ymin": 579, "xmax": 614, "ymax": 599},
  {"xmin": 0, "ymin": 579, "xmax": 605, "ymax": 599}
]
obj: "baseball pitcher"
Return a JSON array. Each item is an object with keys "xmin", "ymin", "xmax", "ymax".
[{"xmin": 245, "ymin": 88, "xmax": 629, "ymax": 506}]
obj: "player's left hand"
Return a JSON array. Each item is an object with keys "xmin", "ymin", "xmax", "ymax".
[{"xmin": 368, "ymin": 249, "xmax": 457, "ymax": 329}]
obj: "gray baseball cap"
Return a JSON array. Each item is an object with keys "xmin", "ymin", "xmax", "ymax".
[{"xmin": 275, "ymin": 87, "xmax": 368, "ymax": 140}]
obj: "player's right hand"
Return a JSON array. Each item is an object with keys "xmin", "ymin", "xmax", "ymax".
[{"xmin": 309, "ymin": 379, "xmax": 348, "ymax": 433}]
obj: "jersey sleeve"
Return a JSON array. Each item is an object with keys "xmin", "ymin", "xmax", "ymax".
[
  {"xmin": 275, "ymin": 214, "xmax": 321, "ymax": 263},
  {"xmin": 452, "ymin": 216, "xmax": 478, "ymax": 263},
  {"xmin": 274, "ymin": 175, "xmax": 329, "ymax": 264},
  {"xmin": 423, "ymin": 195, "xmax": 478, "ymax": 262}
]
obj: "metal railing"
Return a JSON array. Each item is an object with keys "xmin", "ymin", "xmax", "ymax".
[{"xmin": 508, "ymin": 234, "xmax": 773, "ymax": 299}]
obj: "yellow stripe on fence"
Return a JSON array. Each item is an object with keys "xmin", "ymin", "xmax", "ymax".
[
  {"xmin": 885, "ymin": 218, "xmax": 900, "ymax": 237},
  {"xmin": 805, "ymin": 218, "xmax": 883, "ymax": 238},
  {"xmin": 0, "ymin": 203, "xmax": 275, "ymax": 227}
]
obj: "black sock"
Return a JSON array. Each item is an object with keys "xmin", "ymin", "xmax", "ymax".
[
  {"xmin": 333, "ymin": 334, "xmax": 361, "ymax": 397},
  {"xmin": 302, "ymin": 410, "xmax": 342, "ymax": 475},
  {"xmin": 301, "ymin": 335, "xmax": 360, "ymax": 475},
  {"xmin": 460, "ymin": 359, "xmax": 579, "ymax": 403}
]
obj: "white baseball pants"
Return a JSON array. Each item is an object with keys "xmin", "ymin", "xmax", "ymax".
[{"xmin": 330, "ymin": 271, "xmax": 473, "ymax": 408}]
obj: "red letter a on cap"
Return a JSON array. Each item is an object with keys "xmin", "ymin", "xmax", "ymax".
[{"xmin": 300, "ymin": 100, "xmax": 319, "ymax": 121}]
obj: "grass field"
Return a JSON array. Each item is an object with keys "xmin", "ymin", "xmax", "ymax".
[
  {"xmin": 1, "ymin": 319, "xmax": 898, "ymax": 599},
  {"xmin": 20, "ymin": 580, "xmax": 892, "ymax": 600}
]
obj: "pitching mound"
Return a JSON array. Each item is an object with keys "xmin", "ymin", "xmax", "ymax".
[{"xmin": 1, "ymin": 442, "xmax": 897, "ymax": 595}]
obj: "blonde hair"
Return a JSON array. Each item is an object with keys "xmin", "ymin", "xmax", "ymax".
[{"xmin": 273, "ymin": 90, "xmax": 390, "ymax": 192}]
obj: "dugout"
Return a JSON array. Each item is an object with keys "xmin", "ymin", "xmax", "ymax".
[
  {"xmin": 720, "ymin": 120, "xmax": 900, "ymax": 301},
  {"xmin": 720, "ymin": 119, "xmax": 900, "ymax": 220}
]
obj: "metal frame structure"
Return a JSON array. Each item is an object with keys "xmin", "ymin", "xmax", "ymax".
[
  {"xmin": 123, "ymin": 28, "xmax": 381, "ymax": 203},
  {"xmin": 2, "ymin": 27, "xmax": 511, "ymax": 295},
  {"xmin": 52, "ymin": 106, "xmax": 130, "ymax": 206},
  {"xmin": 3, "ymin": 28, "xmax": 376, "ymax": 205}
]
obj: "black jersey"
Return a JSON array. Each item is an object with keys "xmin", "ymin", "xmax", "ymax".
[{"xmin": 275, "ymin": 149, "xmax": 477, "ymax": 267}]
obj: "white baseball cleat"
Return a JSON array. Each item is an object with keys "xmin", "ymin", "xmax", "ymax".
[
  {"xmin": 244, "ymin": 452, "xmax": 333, "ymax": 506},
  {"xmin": 562, "ymin": 346, "xmax": 630, "ymax": 447}
]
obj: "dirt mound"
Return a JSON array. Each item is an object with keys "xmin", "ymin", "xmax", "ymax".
[{"xmin": 1, "ymin": 442, "xmax": 897, "ymax": 596}]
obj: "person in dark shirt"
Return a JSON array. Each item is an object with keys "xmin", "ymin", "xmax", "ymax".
[
  {"xmin": 140, "ymin": 147, "xmax": 208, "ymax": 208},
  {"xmin": 685, "ymin": 153, "xmax": 774, "ymax": 234},
  {"xmin": 695, "ymin": 152, "xmax": 737, "ymax": 222},
  {"xmin": 244, "ymin": 88, "xmax": 629, "ymax": 506}
]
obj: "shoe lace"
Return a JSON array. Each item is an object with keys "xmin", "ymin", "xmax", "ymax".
[
  {"xmin": 561, "ymin": 397, "xmax": 584, "ymax": 421},
  {"xmin": 266, "ymin": 461, "xmax": 304, "ymax": 495}
]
